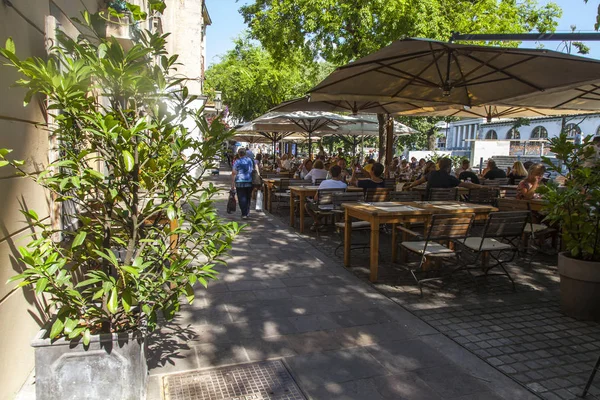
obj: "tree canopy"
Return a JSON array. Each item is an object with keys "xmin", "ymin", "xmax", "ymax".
[
  {"xmin": 204, "ymin": 37, "xmax": 334, "ymax": 122},
  {"xmin": 240, "ymin": 0, "xmax": 562, "ymax": 65}
]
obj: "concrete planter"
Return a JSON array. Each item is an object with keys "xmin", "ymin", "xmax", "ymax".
[
  {"xmin": 31, "ymin": 328, "xmax": 147, "ymax": 400},
  {"xmin": 558, "ymin": 252, "xmax": 600, "ymax": 321}
]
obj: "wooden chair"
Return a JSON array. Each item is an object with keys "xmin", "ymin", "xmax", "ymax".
[
  {"xmin": 365, "ymin": 188, "xmax": 390, "ymax": 202},
  {"xmin": 389, "ymin": 191, "xmax": 422, "ymax": 202},
  {"xmin": 427, "ymin": 187, "xmax": 458, "ymax": 201},
  {"xmin": 455, "ymin": 211, "xmax": 530, "ymax": 290},
  {"xmin": 310, "ymin": 188, "xmax": 346, "ymax": 234},
  {"xmin": 314, "ymin": 178, "xmax": 325, "ymax": 186},
  {"xmin": 483, "ymin": 178, "xmax": 509, "ymax": 186},
  {"xmin": 400, "ymin": 214, "xmax": 475, "ymax": 295},
  {"xmin": 497, "ymin": 198, "xmax": 558, "ymax": 253}
]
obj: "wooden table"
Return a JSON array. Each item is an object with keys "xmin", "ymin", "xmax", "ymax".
[
  {"xmin": 410, "ymin": 184, "xmax": 469, "ymax": 195},
  {"xmin": 499, "ymin": 197, "xmax": 547, "ymax": 211},
  {"xmin": 343, "ymin": 201, "xmax": 498, "ymax": 282},
  {"xmin": 289, "ymin": 186, "xmax": 363, "ymax": 233},
  {"xmin": 263, "ymin": 178, "xmax": 283, "ymax": 213}
]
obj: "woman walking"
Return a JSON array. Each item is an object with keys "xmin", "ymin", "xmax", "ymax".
[{"xmin": 231, "ymin": 148, "xmax": 254, "ymax": 219}]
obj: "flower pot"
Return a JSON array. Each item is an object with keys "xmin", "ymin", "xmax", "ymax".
[
  {"xmin": 558, "ymin": 252, "xmax": 600, "ymax": 321},
  {"xmin": 31, "ymin": 328, "xmax": 147, "ymax": 400}
]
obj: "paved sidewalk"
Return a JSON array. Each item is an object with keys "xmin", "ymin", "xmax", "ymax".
[{"xmin": 147, "ymin": 183, "xmax": 539, "ymax": 399}]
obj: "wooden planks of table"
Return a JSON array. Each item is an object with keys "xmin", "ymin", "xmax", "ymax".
[
  {"xmin": 289, "ymin": 186, "xmax": 363, "ymax": 233},
  {"xmin": 343, "ymin": 201, "xmax": 498, "ymax": 282}
]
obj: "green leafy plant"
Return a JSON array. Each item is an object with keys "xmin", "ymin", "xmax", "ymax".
[
  {"xmin": 0, "ymin": 5, "xmax": 240, "ymax": 344},
  {"xmin": 539, "ymin": 132, "xmax": 600, "ymax": 261}
]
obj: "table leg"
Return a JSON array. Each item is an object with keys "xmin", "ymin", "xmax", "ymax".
[
  {"xmin": 369, "ymin": 217, "xmax": 380, "ymax": 282},
  {"xmin": 299, "ymin": 193, "xmax": 306, "ymax": 233},
  {"xmin": 289, "ymin": 191, "xmax": 295, "ymax": 227},
  {"xmin": 391, "ymin": 223, "xmax": 398, "ymax": 263},
  {"xmin": 344, "ymin": 209, "xmax": 351, "ymax": 268},
  {"xmin": 262, "ymin": 183, "xmax": 268, "ymax": 210},
  {"xmin": 268, "ymin": 186, "xmax": 273, "ymax": 213}
]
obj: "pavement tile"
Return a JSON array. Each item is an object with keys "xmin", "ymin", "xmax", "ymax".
[
  {"xmin": 283, "ymin": 331, "xmax": 344, "ymax": 354},
  {"xmin": 414, "ymin": 365, "xmax": 490, "ymax": 398},
  {"xmin": 365, "ymin": 338, "xmax": 452, "ymax": 374},
  {"xmin": 288, "ymin": 314, "xmax": 342, "ymax": 333}
]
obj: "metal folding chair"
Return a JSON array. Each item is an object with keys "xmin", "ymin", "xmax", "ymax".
[
  {"xmin": 310, "ymin": 188, "xmax": 346, "ymax": 234},
  {"xmin": 427, "ymin": 187, "xmax": 458, "ymax": 201},
  {"xmin": 456, "ymin": 210, "xmax": 530, "ymax": 290},
  {"xmin": 468, "ymin": 187, "xmax": 499, "ymax": 205},
  {"xmin": 400, "ymin": 214, "xmax": 475, "ymax": 295},
  {"xmin": 332, "ymin": 192, "xmax": 371, "ymax": 255}
]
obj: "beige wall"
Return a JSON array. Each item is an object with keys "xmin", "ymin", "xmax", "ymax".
[
  {"xmin": 163, "ymin": 0, "xmax": 209, "ymax": 96},
  {"xmin": 0, "ymin": 2, "xmax": 100, "ymax": 398}
]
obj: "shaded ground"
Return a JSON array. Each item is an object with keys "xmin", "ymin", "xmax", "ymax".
[
  {"xmin": 146, "ymin": 172, "xmax": 539, "ymax": 400},
  {"xmin": 265, "ymin": 184, "xmax": 600, "ymax": 400}
]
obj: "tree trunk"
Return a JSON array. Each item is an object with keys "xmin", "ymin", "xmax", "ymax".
[
  {"xmin": 377, "ymin": 113, "xmax": 386, "ymax": 162},
  {"xmin": 385, "ymin": 116, "xmax": 394, "ymax": 176},
  {"xmin": 427, "ymin": 129, "xmax": 436, "ymax": 151}
]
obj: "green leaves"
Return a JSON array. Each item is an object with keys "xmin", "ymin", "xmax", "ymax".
[
  {"xmin": 122, "ymin": 150, "xmax": 134, "ymax": 172},
  {"xmin": 126, "ymin": 3, "xmax": 147, "ymax": 21},
  {"xmin": 72, "ymin": 231, "xmax": 87, "ymax": 249},
  {"xmin": 5, "ymin": 37, "xmax": 15, "ymax": 53},
  {"xmin": 107, "ymin": 287, "xmax": 119, "ymax": 314},
  {"xmin": 148, "ymin": 0, "xmax": 167, "ymax": 14}
]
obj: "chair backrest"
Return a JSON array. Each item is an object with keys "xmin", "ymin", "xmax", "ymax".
[
  {"xmin": 317, "ymin": 188, "xmax": 346, "ymax": 205},
  {"xmin": 513, "ymin": 178, "xmax": 524, "ymax": 185},
  {"xmin": 427, "ymin": 188, "xmax": 458, "ymax": 201},
  {"xmin": 314, "ymin": 178, "xmax": 325, "ymax": 186},
  {"xmin": 332, "ymin": 192, "xmax": 364, "ymax": 210},
  {"xmin": 276, "ymin": 178, "xmax": 290, "ymax": 191},
  {"xmin": 389, "ymin": 191, "xmax": 422, "ymax": 202},
  {"xmin": 499, "ymin": 187, "xmax": 518, "ymax": 198},
  {"xmin": 468, "ymin": 188, "xmax": 499, "ymax": 205},
  {"xmin": 425, "ymin": 214, "xmax": 474, "ymax": 241},
  {"xmin": 383, "ymin": 179, "xmax": 396, "ymax": 190},
  {"xmin": 483, "ymin": 178, "xmax": 509, "ymax": 186},
  {"xmin": 288, "ymin": 179, "xmax": 307, "ymax": 187},
  {"xmin": 482, "ymin": 211, "xmax": 530, "ymax": 239},
  {"xmin": 496, "ymin": 198, "xmax": 529, "ymax": 211},
  {"xmin": 365, "ymin": 188, "xmax": 390, "ymax": 202}
]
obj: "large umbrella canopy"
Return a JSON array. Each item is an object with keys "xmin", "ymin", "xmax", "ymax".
[
  {"xmin": 232, "ymin": 133, "xmax": 310, "ymax": 144},
  {"xmin": 400, "ymin": 104, "xmax": 594, "ymax": 122},
  {"xmin": 270, "ymin": 96, "xmax": 450, "ymax": 115},
  {"xmin": 254, "ymin": 111, "xmax": 371, "ymax": 156},
  {"xmin": 331, "ymin": 114, "xmax": 418, "ymax": 136},
  {"xmin": 309, "ymin": 38, "xmax": 600, "ymax": 107},
  {"xmin": 498, "ymin": 81, "xmax": 600, "ymax": 111}
]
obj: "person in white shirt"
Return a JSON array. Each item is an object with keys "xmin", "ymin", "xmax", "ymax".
[
  {"xmin": 304, "ymin": 159, "xmax": 328, "ymax": 184},
  {"xmin": 307, "ymin": 165, "xmax": 347, "ymax": 231},
  {"xmin": 454, "ymin": 159, "xmax": 472, "ymax": 177}
]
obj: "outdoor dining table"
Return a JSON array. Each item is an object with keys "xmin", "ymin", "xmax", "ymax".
[
  {"xmin": 343, "ymin": 201, "xmax": 498, "ymax": 282},
  {"xmin": 289, "ymin": 185, "xmax": 363, "ymax": 233},
  {"xmin": 409, "ymin": 184, "xmax": 469, "ymax": 195},
  {"xmin": 262, "ymin": 178, "xmax": 282, "ymax": 212}
]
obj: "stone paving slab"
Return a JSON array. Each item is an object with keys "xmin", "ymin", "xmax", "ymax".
[
  {"xmin": 264, "ymin": 184, "xmax": 600, "ymax": 400},
  {"xmin": 147, "ymin": 178, "xmax": 540, "ymax": 400}
]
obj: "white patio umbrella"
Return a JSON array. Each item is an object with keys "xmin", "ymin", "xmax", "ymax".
[
  {"xmin": 498, "ymin": 81, "xmax": 600, "ymax": 111},
  {"xmin": 253, "ymin": 111, "xmax": 372, "ymax": 157}
]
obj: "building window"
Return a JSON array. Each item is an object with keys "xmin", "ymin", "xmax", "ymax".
[
  {"xmin": 485, "ymin": 130, "xmax": 497, "ymax": 140},
  {"xmin": 506, "ymin": 128, "xmax": 520, "ymax": 140},
  {"xmin": 565, "ymin": 123, "xmax": 582, "ymax": 137},
  {"xmin": 530, "ymin": 126, "xmax": 548, "ymax": 139}
]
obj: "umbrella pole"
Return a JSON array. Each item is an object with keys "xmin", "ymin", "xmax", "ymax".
[{"xmin": 308, "ymin": 134, "xmax": 313, "ymax": 159}]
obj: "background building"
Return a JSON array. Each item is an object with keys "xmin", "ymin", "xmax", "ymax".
[{"xmin": 0, "ymin": 1, "xmax": 211, "ymax": 397}]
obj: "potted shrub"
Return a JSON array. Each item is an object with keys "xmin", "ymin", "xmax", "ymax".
[
  {"xmin": 539, "ymin": 131, "xmax": 600, "ymax": 321},
  {"xmin": 0, "ymin": 3, "xmax": 240, "ymax": 399}
]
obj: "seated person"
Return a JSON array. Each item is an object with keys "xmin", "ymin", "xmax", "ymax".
[
  {"xmin": 517, "ymin": 164, "xmax": 545, "ymax": 200},
  {"xmin": 304, "ymin": 160, "xmax": 328, "ymax": 184},
  {"xmin": 508, "ymin": 161, "xmax": 528, "ymax": 185},
  {"xmin": 363, "ymin": 158, "xmax": 376, "ymax": 173},
  {"xmin": 350, "ymin": 162, "xmax": 385, "ymax": 189},
  {"xmin": 483, "ymin": 160, "xmax": 507, "ymax": 180},
  {"xmin": 427, "ymin": 158, "xmax": 482, "ymax": 191},
  {"xmin": 326, "ymin": 158, "xmax": 350, "ymax": 181},
  {"xmin": 398, "ymin": 160, "xmax": 412, "ymax": 180},
  {"xmin": 404, "ymin": 161, "xmax": 436, "ymax": 189},
  {"xmin": 454, "ymin": 159, "xmax": 472, "ymax": 177},
  {"xmin": 458, "ymin": 170, "xmax": 480, "ymax": 184}
]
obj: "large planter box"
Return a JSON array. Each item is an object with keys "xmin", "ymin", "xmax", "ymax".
[
  {"xmin": 558, "ymin": 252, "xmax": 600, "ymax": 321},
  {"xmin": 32, "ymin": 329, "xmax": 147, "ymax": 400}
]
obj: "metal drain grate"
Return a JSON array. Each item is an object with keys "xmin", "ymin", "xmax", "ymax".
[{"xmin": 163, "ymin": 360, "xmax": 307, "ymax": 400}]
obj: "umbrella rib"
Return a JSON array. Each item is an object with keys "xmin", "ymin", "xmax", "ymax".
[
  {"xmin": 553, "ymin": 85, "xmax": 600, "ymax": 108},
  {"xmin": 389, "ymin": 53, "xmax": 447, "ymax": 97},
  {"xmin": 375, "ymin": 64, "xmax": 439, "ymax": 88},
  {"xmin": 461, "ymin": 53, "xmax": 544, "ymax": 91},
  {"xmin": 450, "ymin": 51, "xmax": 473, "ymax": 106},
  {"xmin": 457, "ymin": 51, "xmax": 504, "ymax": 82},
  {"xmin": 336, "ymin": 49, "xmax": 438, "ymax": 70},
  {"xmin": 459, "ymin": 55, "xmax": 537, "ymax": 86}
]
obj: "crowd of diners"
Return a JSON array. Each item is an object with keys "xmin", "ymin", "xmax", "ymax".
[{"xmin": 230, "ymin": 145, "xmax": 549, "ymax": 220}]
